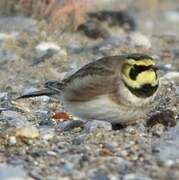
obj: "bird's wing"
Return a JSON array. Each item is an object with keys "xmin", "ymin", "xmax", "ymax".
[{"xmin": 61, "ymin": 56, "xmax": 125, "ymax": 101}]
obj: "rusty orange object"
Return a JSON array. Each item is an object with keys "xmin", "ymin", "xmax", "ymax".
[
  {"xmin": 99, "ymin": 148, "xmax": 113, "ymax": 156},
  {"xmin": 52, "ymin": 111, "xmax": 70, "ymax": 121}
]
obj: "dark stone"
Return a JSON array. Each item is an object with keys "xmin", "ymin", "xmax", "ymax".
[
  {"xmin": 58, "ymin": 120, "xmax": 84, "ymax": 131},
  {"xmin": 77, "ymin": 20, "xmax": 109, "ymax": 39},
  {"xmin": 88, "ymin": 10, "xmax": 136, "ymax": 31},
  {"xmin": 146, "ymin": 110, "xmax": 176, "ymax": 128}
]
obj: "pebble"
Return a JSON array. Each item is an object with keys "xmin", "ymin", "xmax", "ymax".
[
  {"xmin": 151, "ymin": 124, "xmax": 165, "ymax": 137},
  {"xmin": 1, "ymin": 110, "xmax": 31, "ymax": 128},
  {"xmin": 72, "ymin": 135, "xmax": 84, "ymax": 145},
  {"xmin": 58, "ymin": 120, "xmax": 84, "ymax": 131},
  {"xmin": 84, "ymin": 120, "xmax": 112, "ymax": 133},
  {"xmin": 0, "ymin": 92, "xmax": 9, "ymax": 108},
  {"xmin": 163, "ymin": 72, "xmax": 179, "ymax": 83},
  {"xmin": 0, "ymin": 32, "xmax": 18, "ymax": 42},
  {"xmin": 39, "ymin": 127, "xmax": 55, "ymax": 140},
  {"xmin": 0, "ymin": 92, "xmax": 8, "ymax": 101},
  {"xmin": 102, "ymin": 142, "xmax": 118, "ymax": 150},
  {"xmin": 146, "ymin": 110, "xmax": 176, "ymax": 128},
  {"xmin": 88, "ymin": 169, "xmax": 110, "ymax": 180},
  {"xmin": 36, "ymin": 111, "xmax": 54, "ymax": 126},
  {"xmin": 0, "ymin": 164, "xmax": 28, "ymax": 180},
  {"xmin": 34, "ymin": 42, "xmax": 67, "ymax": 65},
  {"xmin": 164, "ymin": 160, "xmax": 175, "ymax": 167},
  {"xmin": 0, "ymin": 49, "xmax": 18, "ymax": 61},
  {"xmin": 67, "ymin": 42, "xmax": 82, "ymax": 53},
  {"xmin": 35, "ymin": 42, "xmax": 67, "ymax": 57},
  {"xmin": 35, "ymin": 42, "xmax": 61, "ymax": 53},
  {"xmin": 8, "ymin": 126, "xmax": 39, "ymax": 139},
  {"xmin": 99, "ymin": 148, "xmax": 113, "ymax": 156},
  {"xmin": 165, "ymin": 11, "xmax": 179, "ymax": 22},
  {"xmin": 129, "ymin": 32, "xmax": 151, "ymax": 49},
  {"xmin": 9, "ymin": 136, "xmax": 17, "ymax": 145},
  {"xmin": 0, "ymin": 17, "xmax": 37, "ymax": 32},
  {"xmin": 123, "ymin": 173, "xmax": 152, "ymax": 180},
  {"xmin": 152, "ymin": 125, "xmax": 179, "ymax": 163}
]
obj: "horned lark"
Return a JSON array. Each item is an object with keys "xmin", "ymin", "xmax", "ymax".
[{"xmin": 18, "ymin": 53, "xmax": 160, "ymax": 125}]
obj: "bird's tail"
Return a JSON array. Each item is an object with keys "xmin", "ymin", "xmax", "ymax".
[
  {"xmin": 17, "ymin": 81, "xmax": 64, "ymax": 99},
  {"xmin": 16, "ymin": 89, "xmax": 55, "ymax": 99}
]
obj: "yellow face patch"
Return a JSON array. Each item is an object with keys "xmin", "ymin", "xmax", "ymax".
[
  {"xmin": 136, "ymin": 71, "xmax": 158, "ymax": 86},
  {"xmin": 121, "ymin": 59, "xmax": 158, "ymax": 89},
  {"xmin": 122, "ymin": 70, "xmax": 158, "ymax": 88}
]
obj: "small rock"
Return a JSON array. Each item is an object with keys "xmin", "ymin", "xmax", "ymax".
[
  {"xmin": 0, "ymin": 92, "xmax": 9, "ymax": 108},
  {"xmin": 67, "ymin": 42, "xmax": 82, "ymax": 53},
  {"xmin": 164, "ymin": 160, "xmax": 175, "ymax": 167},
  {"xmin": 114, "ymin": 157, "xmax": 131, "ymax": 173},
  {"xmin": 102, "ymin": 142, "xmax": 118, "ymax": 151},
  {"xmin": 129, "ymin": 32, "xmax": 151, "ymax": 49},
  {"xmin": 0, "ymin": 32, "xmax": 18, "ymax": 43},
  {"xmin": 34, "ymin": 42, "xmax": 66, "ymax": 65},
  {"xmin": 84, "ymin": 120, "xmax": 112, "ymax": 133},
  {"xmin": 9, "ymin": 126, "xmax": 39, "ymax": 139},
  {"xmin": 8, "ymin": 136, "xmax": 17, "ymax": 145},
  {"xmin": 39, "ymin": 127, "xmax": 55, "ymax": 140},
  {"xmin": 123, "ymin": 174, "xmax": 152, "ymax": 180},
  {"xmin": 47, "ymin": 151, "xmax": 57, "ymax": 156},
  {"xmin": 163, "ymin": 72, "xmax": 179, "ymax": 83},
  {"xmin": 1, "ymin": 110, "xmax": 31, "ymax": 128},
  {"xmin": 0, "ymin": 49, "xmax": 18, "ymax": 61},
  {"xmin": 0, "ymin": 92, "xmax": 8, "ymax": 101},
  {"xmin": 0, "ymin": 164, "xmax": 28, "ymax": 180},
  {"xmin": 0, "ymin": 17, "xmax": 37, "ymax": 32},
  {"xmin": 165, "ymin": 11, "xmax": 179, "ymax": 22},
  {"xmin": 88, "ymin": 10, "xmax": 136, "ymax": 31},
  {"xmin": 77, "ymin": 20, "xmax": 109, "ymax": 39},
  {"xmin": 152, "ymin": 124, "xmax": 179, "ymax": 162},
  {"xmin": 36, "ymin": 111, "xmax": 53, "ymax": 126},
  {"xmin": 35, "ymin": 42, "xmax": 61, "ymax": 54},
  {"xmin": 58, "ymin": 120, "xmax": 83, "ymax": 131},
  {"xmin": 9, "ymin": 136, "xmax": 17, "ymax": 145},
  {"xmin": 146, "ymin": 110, "xmax": 176, "ymax": 127},
  {"xmin": 99, "ymin": 148, "xmax": 113, "ymax": 156},
  {"xmin": 72, "ymin": 135, "xmax": 85, "ymax": 145},
  {"xmin": 88, "ymin": 169, "xmax": 110, "ymax": 180},
  {"xmin": 151, "ymin": 124, "xmax": 165, "ymax": 137},
  {"xmin": 156, "ymin": 64, "xmax": 174, "ymax": 72}
]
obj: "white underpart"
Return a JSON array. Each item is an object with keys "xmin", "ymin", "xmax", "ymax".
[{"xmin": 62, "ymin": 94, "xmax": 143, "ymax": 124}]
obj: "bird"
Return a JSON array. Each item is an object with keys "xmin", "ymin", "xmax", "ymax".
[{"xmin": 18, "ymin": 53, "xmax": 160, "ymax": 125}]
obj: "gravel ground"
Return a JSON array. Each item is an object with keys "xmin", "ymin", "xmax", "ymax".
[{"xmin": 1, "ymin": 0, "xmax": 179, "ymax": 180}]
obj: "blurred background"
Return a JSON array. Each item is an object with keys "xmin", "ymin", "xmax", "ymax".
[
  {"xmin": 0, "ymin": 0, "xmax": 179, "ymax": 114},
  {"xmin": 0, "ymin": 0, "xmax": 178, "ymax": 85},
  {"xmin": 0, "ymin": 1, "xmax": 179, "ymax": 180},
  {"xmin": 1, "ymin": 0, "xmax": 179, "ymax": 32}
]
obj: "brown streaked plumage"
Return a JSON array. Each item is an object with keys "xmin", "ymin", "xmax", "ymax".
[{"xmin": 18, "ymin": 53, "xmax": 160, "ymax": 125}]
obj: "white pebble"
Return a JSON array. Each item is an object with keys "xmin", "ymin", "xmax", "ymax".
[
  {"xmin": 36, "ymin": 42, "xmax": 60, "ymax": 52},
  {"xmin": 129, "ymin": 32, "xmax": 151, "ymax": 49},
  {"xmin": 0, "ymin": 32, "xmax": 18, "ymax": 41},
  {"xmin": 9, "ymin": 136, "xmax": 17, "ymax": 145},
  {"xmin": 163, "ymin": 71, "xmax": 179, "ymax": 80},
  {"xmin": 165, "ymin": 11, "xmax": 179, "ymax": 22}
]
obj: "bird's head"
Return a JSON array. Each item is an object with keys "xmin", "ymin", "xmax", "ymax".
[{"xmin": 121, "ymin": 54, "xmax": 159, "ymax": 98}]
